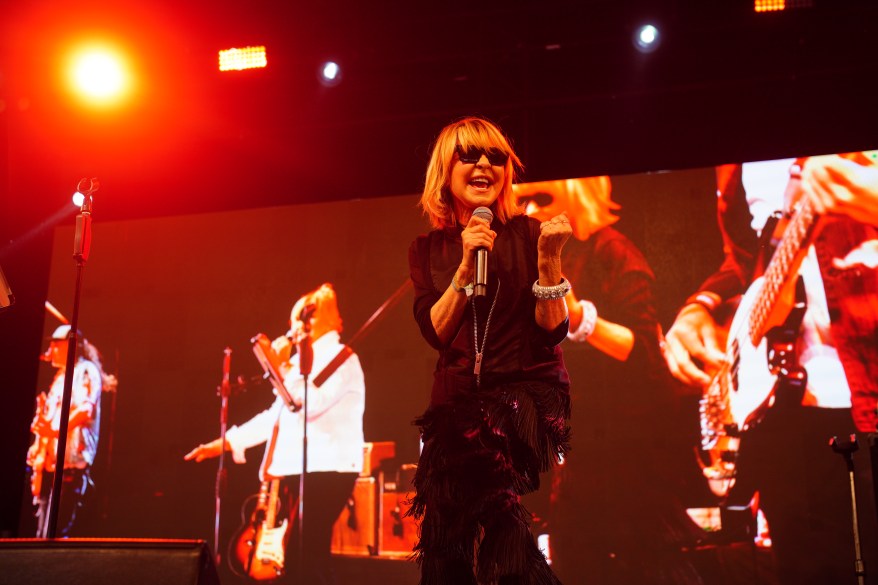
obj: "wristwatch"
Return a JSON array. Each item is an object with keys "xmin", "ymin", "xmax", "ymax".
[{"xmin": 451, "ymin": 278, "xmax": 474, "ymax": 297}]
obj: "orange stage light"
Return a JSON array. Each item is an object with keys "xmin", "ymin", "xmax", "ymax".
[
  {"xmin": 755, "ymin": 0, "xmax": 785, "ymax": 12},
  {"xmin": 218, "ymin": 46, "xmax": 267, "ymax": 72},
  {"xmin": 754, "ymin": 0, "xmax": 813, "ymax": 12},
  {"xmin": 67, "ymin": 44, "xmax": 132, "ymax": 106}
]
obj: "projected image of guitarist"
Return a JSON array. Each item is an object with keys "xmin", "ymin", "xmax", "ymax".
[
  {"xmin": 185, "ymin": 283, "xmax": 365, "ymax": 584},
  {"xmin": 662, "ymin": 154, "xmax": 878, "ymax": 585},
  {"xmin": 28, "ymin": 325, "xmax": 109, "ymax": 537}
]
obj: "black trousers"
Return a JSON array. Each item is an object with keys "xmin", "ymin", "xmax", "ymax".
[
  {"xmin": 410, "ymin": 382, "xmax": 570, "ymax": 585},
  {"xmin": 34, "ymin": 468, "xmax": 91, "ymax": 538},
  {"xmin": 277, "ymin": 471, "xmax": 358, "ymax": 585}
]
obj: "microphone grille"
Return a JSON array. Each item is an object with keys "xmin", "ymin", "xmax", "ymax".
[{"xmin": 472, "ymin": 206, "xmax": 493, "ymax": 223}]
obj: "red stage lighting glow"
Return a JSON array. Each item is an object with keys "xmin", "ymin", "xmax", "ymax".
[
  {"xmin": 67, "ymin": 44, "xmax": 131, "ymax": 106},
  {"xmin": 218, "ymin": 46, "xmax": 267, "ymax": 72}
]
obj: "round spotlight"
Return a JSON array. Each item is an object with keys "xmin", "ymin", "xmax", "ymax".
[
  {"xmin": 633, "ymin": 24, "xmax": 661, "ymax": 53},
  {"xmin": 72, "ymin": 191, "xmax": 85, "ymax": 207},
  {"xmin": 67, "ymin": 44, "xmax": 132, "ymax": 105},
  {"xmin": 318, "ymin": 61, "xmax": 342, "ymax": 87}
]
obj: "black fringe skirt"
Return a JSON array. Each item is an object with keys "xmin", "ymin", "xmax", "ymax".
[{"xmin": 408, "ymin": 380, "xmax": 571, "ymax": 585}]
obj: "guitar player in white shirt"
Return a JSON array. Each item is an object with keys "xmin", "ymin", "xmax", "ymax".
[
  {"xmin": 662, "ymin": 154, "xmax": 878, "ymax": 585},
  {"xmin": 185, "ymin": 283, "xmax": 365, "ymax": 585}
]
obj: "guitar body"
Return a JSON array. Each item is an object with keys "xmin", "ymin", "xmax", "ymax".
[
  {"xmin": 229, "ymin": 480, "xmax": 290, "ymax": 581},
  {"xmin": 26, "ymin": 393, "xmax": 50, "ymax": 502},
  {"xmin": 727, "ymin": 275, "xmax": 807, "ymax": 431},
  {"xmin": 29, "ymin": 438, "xmax": 48, "ymax": 498},
  {"xmin": 231, "ymin": 521, "xmax": 289, "ymax": 581},
  {"xmin": 699, "ymin": 275, "xmax": 808, "ymax": 497}
]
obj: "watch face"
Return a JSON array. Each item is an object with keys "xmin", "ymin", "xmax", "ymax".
[{"xmin": 452, "ymin": 278, "xmax": 474, "ymax": 296}]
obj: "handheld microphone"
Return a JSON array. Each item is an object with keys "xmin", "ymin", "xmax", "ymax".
[
  {"xmin": 218, "ymin": 347, "xmax": 232, "ymax": 400},
  {"xmin": 298, "ymin": 333, "xmax": 314, "ymax": 377},
  {"xmin": 297, "ymin": 303, "xmax": 316, "ymax": 376},
  {"xmin": 76, "ymin": 177, "xmax": 100, "ymax": 210},
  {"xmin": 472, "ymin": 206, "xmax": 493, "ymax": 297},
  {"xmin": 222, "ymin": 348, "xmax": 231, "ymax": 386},
  {"xmin": 73, "ymin": 178, "xmax": 99, "ymax": 261}
]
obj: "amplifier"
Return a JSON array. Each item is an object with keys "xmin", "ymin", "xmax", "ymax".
[
  {"xmin": 378, "ymin": 490, "xmax": 418, "ymax": 558},
  {"xmin": 331, "ymin": 477, "xmax": 377, "ymax": 556}
]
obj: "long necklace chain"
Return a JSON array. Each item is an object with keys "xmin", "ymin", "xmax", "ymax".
[{"xmin": 471, "ymin": 280, "xmax": 500, "ymax": 387}]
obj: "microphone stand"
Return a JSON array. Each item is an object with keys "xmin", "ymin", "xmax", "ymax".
[
  {"xmin": 214, "ymin": 347, "xmax": 232, "ymax": 566},
  {"xmin": 830, "ymin": 435, "xmax": 867, "ymax": 585},
  {"xmin": 296, "ymin": 319, "xmax": 314, "ymax": 583},
  {"xmin": 45, "ymin": 180, "xmax": 97, "ymax": 539}
]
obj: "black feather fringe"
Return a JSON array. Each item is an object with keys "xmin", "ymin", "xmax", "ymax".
[{"xmin": 407, "ymin": 381, "xmax": 570, "ymax": 584}]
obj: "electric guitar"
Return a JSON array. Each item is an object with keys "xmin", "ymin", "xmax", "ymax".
[
  {"xmin": 698, "ymin": 192, "xmax": 820, "ymax": 498},
  {"xmin": 26, "ymin": 393, "xmax": 51, "ymax": 502},
  {"xmin": 230, "ymin": 479, "xmax": 290, "ymax": 581}
]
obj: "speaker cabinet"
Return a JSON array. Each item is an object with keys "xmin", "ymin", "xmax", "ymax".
[
  {"xmin": 331, "ymin": 477, "xmax": 377, "ymax": 556},
  {"xmin": 378, "ymin": 490, "xmax": 418, "ymax": 558},
  {"xmin": 0, "ymin": 538, "xmax": 219, "ymax": 585},
  {"xmin": 330, "ymin": 463, "xmax": 420, "ymax": 559}
]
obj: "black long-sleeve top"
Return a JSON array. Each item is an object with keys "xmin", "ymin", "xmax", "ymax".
[{"xmin": 409, "ymin": 215, "xmax": 570, "ymax": 406}]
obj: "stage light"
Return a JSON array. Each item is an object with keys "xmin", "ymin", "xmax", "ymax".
[
  {"xmin": 755, "ymin": 0, "xmax": 785, "ymax": 11},
  {"xmin": 633, "ymin": 24, "xmax": 661, "ymax": 53},
  {"xmin": 218, "ymin": 46, "xmax": 267, "ymax": 72},
  {"xmin": 72, "ymin": 191, "xmax": 85, "ymax": 207},
  {"xmin": 68, "ymin": 45, "xmax": 131, "ymax": 105},
  {"xmin": 319, "ymin": 61, "xmax": 342, "ymax": 87},
  {"xmin": 754, "ymin": 0, "xmax": 813, "ymax": 12}
]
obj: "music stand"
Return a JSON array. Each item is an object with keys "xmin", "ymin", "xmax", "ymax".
[{"xmin": 251, "ymin": 334, "xmax": 300, "ymax": 412}]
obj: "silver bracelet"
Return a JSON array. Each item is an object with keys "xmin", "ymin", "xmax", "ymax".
[
  {"xmin": 532, "ymin": 277, "xmax": 571, "ymax": 301},
  {"xmin": 568, "ymin": 299, "xmax": 597, "ymax": 342}
]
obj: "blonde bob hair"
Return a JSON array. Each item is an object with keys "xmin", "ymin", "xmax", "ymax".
[
  {"xmin": 291, "ymin": 282, "xmax": 343, "ymax": 338},
  {"xmin": 420, "ymin": 116, "xmax": 523, "ymax": 229}
]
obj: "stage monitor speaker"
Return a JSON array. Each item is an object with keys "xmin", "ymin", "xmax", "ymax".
[
  {"xmin": 0, "ymin": 538, "xmax": 220, "ymax": 585},
  {"xmin": 331, "ymin": 477, "xmax": 377, "ymax": 556}
]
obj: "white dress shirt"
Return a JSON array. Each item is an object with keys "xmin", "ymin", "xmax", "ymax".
[
  {"xmin": 225, "ymin": 330, "xmax": 365, "ymax": 478},
  {"xmin": 45, "ymin": 359, "xmax": 102, "ymax": 470}
]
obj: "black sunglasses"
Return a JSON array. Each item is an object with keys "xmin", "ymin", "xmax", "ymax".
[{"xmin": 455, "ymin": 145, "xmax": 509, "ymax": 167}]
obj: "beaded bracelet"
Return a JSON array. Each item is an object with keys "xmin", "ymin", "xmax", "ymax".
[
  {"xmin": 532, "ymin": 277, "xmax": 571, "ymax": 301},
  {"xmin": 568, "ymin": 299, "xmax": 597, "ymax": 342}
]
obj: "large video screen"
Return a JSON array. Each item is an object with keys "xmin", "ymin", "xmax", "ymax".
[{"xmin": 25, "ymin": 151, "xmax": 877, "ymax": 584}]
